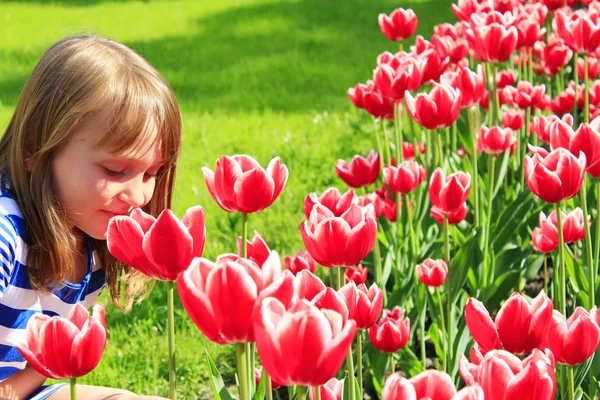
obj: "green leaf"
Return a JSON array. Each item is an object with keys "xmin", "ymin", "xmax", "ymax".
[
  {"xmin": 428, "ymin": 322, "xmax": 444, "ymax": 362},
  {"xmin": 397, "ymin": 347, "xmax": 426, "ymax": 376},
  {"xmin": 204, "ymin": 347, "xmax": 235, "ymax": 400},
  {"xmin": 482, "ymin": 270, "xmax": 520, "ymax": 311},
  {"xmin": 565, "ymin": 245, "xmax": 589, "ymax": 294},
  {"xmin": 381, "ymin": 247, "xmax": 394, "ymax": 289},
  {"xmin": 450, "ymin": 231, "xmax": 483, "ymax": 303},
  {"xmin": 252, "ymin": 368, "xmax": 266, "ymax": 400},
  {"xmin": 491, "ymin": 190, "xmax": 535, "ymax": 249},
  {"xmin": 492, "ymin": 150, "xmax": 511, "ymax": 200}
]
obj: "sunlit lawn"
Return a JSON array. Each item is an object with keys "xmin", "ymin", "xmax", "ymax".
[{"xmin": 0, "ymin": 0, "xmax": 452, "ymax": 397}]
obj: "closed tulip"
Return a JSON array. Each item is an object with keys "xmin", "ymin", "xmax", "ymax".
[
  {"xmin": 515, "ymin": 15, "xmax": 547, "ymax": 49},
  {"xmin": 354, "ymin": 283, "xmax": 384, "ymax": 329},
  {"xmin": 107, "ymin": 206, "xmax": 206, "ymax": 281},
  {"xmin": 429, "ymin": 168, "xmax": 471, "ymax": 214},
  {"xmin": 461, "ymin": 349, "xmax": 556, "ymax": 400},
  {"xmin": 441, "ymin": 65, "xmax": 486, "ymax": 109},
  {"xmin": 430, "ymin": 203, "xmax": 468, "ymax": 225},
  {"xmin": 524, "ymin": 148, "xmax": 586, "ymax": 203},
  {"xmin": 502, "ymin": 109, "xmax": 525, "ymax": 131},
  {"xmin": 176, "ymin": 253, "xmax": 292, "ymax": 344},
  {"xmin": 416, "ymin": 259, "xmax": 448, "ymax": 287},
  {"xmin": 345, "ymin": 264, "xmax": 368, "ymax": 285},
  {"xmin": 402, "ymin": 141, "xmax": 427, "ymax": 159},
  {"xmin": 533, "ymin": 209, "xmax": 588, "ymax": 251},
  {"xmin": 544, "ymin": 306, "xmax": 600, "ymax": 365},
  {"xmin": 300, "ymin": 204, "xmax": 377, "ymax": 268},
  {"xmin": 310, "ymin": 377, "xmax": 344, "ymax": 400},
  {"xmin": 464, "ymin": 291, "xmax": 553, "ymax": 355},
  {"xmin": 383, "ymin": 370, "xmax": 481, "ymax": 400},
  {"xmin": 254, "ymin": 298, "xmax": 357, "ymax": 386},
  {"xmin": 304, "ymin": 187, "xmax": 357, "ymax": 219},
  {"xmin": 465, "ymin": 23, "xmax": 518, "ymax": 63},
  {"xmin": 348, "ymin": 81, "xmax": 373, "ymax": 109},
  {"xmin": 384, "ymin": 160, "xmax": 422, "ymax": 194},
  {"xmin": 549, "ymin": 87, "xmax": 575, "ymax": 115},
  {"xmin": 555, "ymin": 10, "xmax": 600, "ymax": 54},
  {"xmin": 505, "ymin": 81, "xmax": 546, "ymax": 110},
  {"xmin": 15, "ymin": 303, "xmax": 107, "ymax": 379},
  {"xmin": 368, "ymin": 307, "xmax": 410, "ymax": 353},
  {"xmin": 202, "ymin": 155, "xmax": 288, "ymax": 213},
  {"xmin": 477, "ymin": 126, "xmax": 517, "ymax": 156},
  {"xmin": 373, "ymin": 58, "xmax": 423, "ymax": 101},
  {"xmin": 363, "ymin": 88, "xmax": 395, "ymax": 120},
  {"xmin": 357, "ymin": 192, "xmax": 384, "ymax": 219},
  {"xmin": 285, "ymin": 249, "xmax": 316, "ymax": 275},
  {"xmin": 577, "ymin": 56, "xmax": 600, "ymax": 80},
  {"xmin": 378, "ymin": 8, "xmax": 418, "ymax": 41},
  {"xmin": 335, "ymin": 150, "xmax": 381, "ymax": 188},
  {"xmin": 432, "ymin": 34, "xmax": 469, "ymax": 64},
  {"xmin": 536, "ymin": 39, "xmax": 573, "ymax": 77},
  {"xmin": 404, "ymin": 83, "xmax": 462, "ymax": 130},
  {"xmin": 237, "ymin": 230, "xmax": 270, "ymax": 266},
  {"xmin": 533, "ymin": 114, "xmax": 573, "ymax": 145},
  {"xmin": 496, "ymin": 69, "xmax": 516, "ymax": 88},
  {"xmin": 569, "ymin": 121, "xmax": 600, "ymax": 177}
]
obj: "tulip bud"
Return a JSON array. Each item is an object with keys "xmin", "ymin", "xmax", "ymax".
[
  {"xmin": 404, "ymin": 83, "xmax": 462, "ymax": 130},
  {"xmin": 284, "ymin": 249, "xmax": 316, "ymax": 275},
  {"xmin": 368, "ymin": 307, "xmax": 410, "ymax": 353},
  {"xmin": 345, "ymin": 264, "xmax": 368, "ymax": 285},
  {"xmin": 477, "ymin": 126, "xmax": 517, "ymax": 156},
  {"xmin": 335, "ymin": 150, "xmax": 381, "ymax": 188},
  {"xmin": 237, "ymin": 231, "xmax": 270, "ymax": 266},
  {"xmin": 384, "ymin": 160, "xmax": 422, "ymax": 194},
  {"xmin": 355, "ymin": 283, "xmax": 384, "ymax": 329},
  {"xmin": 502, "ymin": 109, "xmax": 525, "ymax": 131},
  {"xmin": 545, "ymin": 306, "xmax": 600, "ymax": 365},
  {"xmin": 416, "ymin": 259, "xmax": 448, "ymax": 287},
  {"xmin": 429, "ymin": 168, "xmax": 471, "ymax": 214},
  {"xmin": 378, "ymin": 8, "xmax": 418, "ymax": 41}
]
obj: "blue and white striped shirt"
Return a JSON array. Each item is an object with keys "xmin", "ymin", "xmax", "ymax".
[{"xmin": 0, "ymin": 186, "xmax": 106, "ymax": 382}]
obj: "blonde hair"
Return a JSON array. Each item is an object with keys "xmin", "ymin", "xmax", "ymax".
[{"xmin": 0, "ymin": 34, "xmax": 182, "ymax": 310}]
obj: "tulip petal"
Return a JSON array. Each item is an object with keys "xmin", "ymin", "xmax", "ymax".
[
  {"xmin": 182, "ymin": 206, "xmax": 206, "ymax": 258},
  {"xmin": 234, "ymin": 169, "xmax": 276, "ymax": 213}
]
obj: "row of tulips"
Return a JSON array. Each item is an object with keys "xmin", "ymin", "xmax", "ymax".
[{"xmin": 15, "ymin": 0, "xmax": 600, "ymax": 399}]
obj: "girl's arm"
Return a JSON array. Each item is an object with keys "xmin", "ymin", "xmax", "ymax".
[{"xmin": 0, "ymin": 365, "xmax": 47, "ymax": 400}]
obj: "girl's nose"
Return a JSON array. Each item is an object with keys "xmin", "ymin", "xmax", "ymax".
[{"xmin": 117, "ymin": 178, "xmax": 146, "ymax": 208}]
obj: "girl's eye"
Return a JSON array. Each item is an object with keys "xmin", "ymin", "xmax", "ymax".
[{"xmin": 104, "ymin": 167, "xmax": 124, "ymax": 177}]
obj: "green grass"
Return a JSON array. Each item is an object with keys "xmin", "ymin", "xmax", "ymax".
[{"xmin": 0, "ymin": 0, "xmax": 453, "ymax": 397}]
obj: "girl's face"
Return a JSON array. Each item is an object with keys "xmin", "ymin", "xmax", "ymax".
[{"xmin": 51, "ymin": 105, "xmax": 164, "ymax": 240}]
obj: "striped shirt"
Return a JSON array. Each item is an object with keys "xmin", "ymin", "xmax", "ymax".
[{"xmin": 0, "ymin": 185, "xmax": 106, "ymax": 382}]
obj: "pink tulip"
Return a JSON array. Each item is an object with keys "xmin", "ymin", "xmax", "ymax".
[
  {"xmin": 544, "ymin": 306, "xmax": 600, "ymax": 365},
  {"xmin": 416, "ymin": 259, "xmax": 449, "ymax": 287},
  {"xmin": 107, "ymin": 206, "xmax": 205, "ymax": 281},
  {"xmin": 202, "ymin": 155, "xmax": 288, "ymax": 213},
  {"xmin": 345, "ymin": 264, "xmax": 368, "ymax": 285},
  {"xmin": 304, "ymin": 187, "xmax": 357, "ymax": 219},
  {"xmin": 404, "ymin": 83, "xmax": 462, "ymax": 130},
  {"xmin": 335, "ymin": 150, "xmax": 381, "ymax": 188},
  {"xmin": 237, "ymin": 231, "xmax": 270, "ymax": 266},
  {"xmin": 429, "ymin": 168, "xmax": 471, "ymax": 214},
  {"xmin": 368, "ymin": 307, "xmax": 410, "ymax": 353},
  {"xmin": 15, "ymin": 304, "xmax": 107, "ymax": 379},
  {"xmin": 378, "ymin": 8, "xmax": 418, "ymax": 41},
  {"xmin": 284, "ymin": 249, "xmax": 316, "ymax": 275},
  {"xmin": 310, "ymin": 377, "xmax": 344, "ymax": 400}
]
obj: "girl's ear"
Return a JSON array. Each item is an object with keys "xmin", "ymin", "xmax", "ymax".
[{"xmin": 23, "ymin": 137, "xmax": 34, "ymax": 172}]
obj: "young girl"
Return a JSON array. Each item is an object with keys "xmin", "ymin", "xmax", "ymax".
[{"xmin": 0, "ymin": 34, "xmax": 181, "ymax": 399}]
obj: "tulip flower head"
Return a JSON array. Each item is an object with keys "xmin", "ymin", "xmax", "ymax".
[
  {"xmin": 254, "ymin": 298, "xmax": 357, "ymax": 387},
  {"xmin": 524, "ymin": 147, "xmax": 586, "ymax": 203},
  {"xmin": 502, "ymin": 109, "xmax": 525, "ymax": 131},
  {"xmin": 383, "ymin": 370, "xmax": 484, "ymax": 400},
  {"xmin": 345, "ymin": 264, "xmax": 368, "ymax": 285},
  {"xmin": 15, "ymin": 303, "xmax": 107, "ymax": 379},
  {"xmin": 237, "ymin": 230, "xmax": 270, "ymax": 266},
  {"xmin": 304, "ymin": 187, "xmax": 357, "ymax": 219},
  {"xmin": 300, "ymin": 204, "xmax": 377, "ymax": 268},
  {"xmin": 368, "ymin": 307, "xmax": 410, "ymax": 353},
  {"xmin": 464, "ymin": 291, "xmax": 554, "ymax": 355},
  {"xmin": 532, "ymin": 208, "xmax": 588, "ymax": 253},
  {"xmin": 202, "ymin": 155, "xmax": 288, "ymax": 213},
  {"xmin": 335, "ymin": 150, "xmax": 381, "ymax": 188},
  {"xmin": 354, "ymin": 283, "xmax": 384, "ymax": 329},
  {"xmin": 107, "ymin": 206, "xmax": 206, "ymax": 281},
  {"xmin": 310, "ymin": 377, "xmax": 344, "ymax": 400},
  {"xmin": 477, "ymin": 126, "xmax": 517, "ymax": 156},
  {"xmin": 429, "ymin": 168, "xmax": 472, "ymax": 214},
  {"xmin": 404, "ymin": 83, "xmax": 462, "ymax": 130},
  {"xmin": 569, "ymin": 120, "xmax": 600, "ymax": 177},
  {"xmin": 544, "ymin": 306, "xmax": 600, "ymax": 365},
  {"xmin": 284, "ymin": 249, "xmax": 316, "ymax": 275},
  {"xmin": 378, "ymin": 8, "xmax": 418, "ymax": 41},
  {"xmin": 373, "ymin": 58, "xmax": 424, "ymax": 101},
  {"xmin": 384, "ymin": 160, "xmax": 422, "ymax": 194},
  {"xmin": 416, "ymin": 259, "xmax": 449, "ymax": 287},
  {"xmin": 465, "ymin": 23, "xmax": 518, "ymax": 63},
  {"xmin": 430, "ymin": 203, "xmax": 468, "ymax": 225}
]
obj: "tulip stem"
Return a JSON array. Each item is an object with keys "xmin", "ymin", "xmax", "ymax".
[
  {"xmin": 315, "ymin": 387, "xmax": 321, "ymax": 400},
  {"xmin": 382, "ymin": 120, "xmax": 392, "ymax": 168},
  {"xmin": 296, "ymin": 386, "xmax": 308, "ymax": 400},
  {"xmin": 357, "ymin": 331, "xmax": 363, "ymax": 400},
  {"xmin": 468, "ymin": 107, "xmax": 480, "ymax": 227},
  {"xmin": 395, "ymin": 100, "xmax": 403, "ymax": 163},
  {"xmin": 555, "ymin": 201, "xmax": 567, "ymax": 316},
  {"xmin": 266, "ymin": 376, "xmax": 273, "ymax": 400},
  {"xmin": 490, "ymin": 62, "xmax": 498, "ymax": 126},
  {"xmin": 337, "ymin": 266, "xmax": 343, "ymax": 290},
  {"xmin": 236, "ymin": 343, "xmax": 250, "ymax": 400},
  {"xmin": 241, "ymin": 213, "xmax": 248, "ymax": 258},
  {"xmin": 405, "ymin": 193, "xmax": 417, "ymax": 259},
  {"xmin": 420, "ymin": 293, "xmax": 427, "ymax": 368},
  {"xmin": 574, "ymin": 54, "xmax": 579, "ymax": 127},
  {"xmin": 70, "ymin": 378, "xmax": 76, "ymax": 400},
  {"xmin": 167, "ymin": 280, "xmax": 177, "ymax": 400},
  {"xmin": 396, "ymin": 192, "xmax": 403, "ymax": 274},
  {"xmin": 375, "ymin": 119, "xmax": 385, "ymax": 173},
  {"xmin": 346, "ymin": 342, "xmax": 356, "ymax": 400},
  {"xmin": 484, "ymin": 155, "xmax": 496, "ymax": 287},
  {"xmin": 436, "ymin": 133, "xmax": 443, "ymax": 169},
  {"xmin": 585, "ymin": 53, "xmax": 590, "ymax": 123},
  {"xmin": 329, "ymin": 268, "xmax": 336, "ymax": 289},
  {"xmin": 544, "ymin": 256, "xmax": 548, "ymax": 294},
  {"xmin": 436, "ymin": 287, "xmax": 447, "ymax": 372},
  {"xmin": 426, "ymin": 129, "xmax": 432, "ymax": 166},
  {"xmin": 594, "ymin": 180, "xmax": 600, "ymax": 301},
  {"xmin": 443, "ymin": 215, "xmax": 453, "ymax": 375},
  {"xmin": 568, "ymin": 367, "xmax": 575, "ymax": 400},
  {"xmin": 580, "ymin": 176, "xmax": 594, "ymax": 309},
  {"xmin": 373, "ymin": 231, "xmax": 383, "ymax": 289}
]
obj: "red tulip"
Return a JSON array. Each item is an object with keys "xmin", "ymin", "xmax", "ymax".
[
  {"xmin": 335, "ymin": 150, "xmax": 380, "ymax": 188},
  {"xmin": 311, "ymin": 287, "xmax": 353, "ymax": 323},
  {"xmin": 549, "ymin": 87, "xmax": 576, "ymax": 115},
  {"xmin": 555, "ymin": 10, "xmax": 600, "ymax": 54},
  {"xmin": 524, "ymin": 148, "xmax": 586, "ymax": 203},
  {"xmin": 254, "ymin": 298, "xmax": 357, "ymax": 386},
  {"xmin": 404, "ymin": 83, "xmax": 462, "ymax": 130},
  {"xmin": 548, "ymin": 113, "xmax": 576, "ymax": 150},
  {"xmin": 362, "ymin": 89, "xmax": 395, "ymax": 120},
  {"xmin": 284, "ymin": 249, "xmax": 316, "ymax": 275},
  {"xmin": 300, "ymin": 204, "xmax": 377, "ymax": 268},
  {"xmin": 310, "ymin": 377, "xmax": 344, "ymax": 400},
  {"xmin": 296, "ymin": 269, "xmax": 327, "ymax": 301},
  {"xmin": 416, "ymin": 259, "xmax": 449, "ymax": 287},
  {"xmin": 496, "ymin": 69, "xmax": 516, "ymax": 88},
  {"xmin": 515, "ymin": 15, "xmax": 546, "ymax": 49},
  {"xmin": 378, "ymin": 8, "xmax": 418, "ymax": 41},
  {"xmin": 535, "ymin": 39, "xmax": 573, "ymax": 77},
  {"xmin": 237, "ymin": 230, "xmax": 270, "ymax": 266},
  {"xmin": 477, "ymin": 126, "xmax": 517, "ymax": 156},
  {"xmin": 462, "ymin": 349, "xmax": 556, "ymax": 400},
  {"xmin": 402, "ymin": 141, "xmax": 427, "ymax": 159},
  {"xmin": 502, "ymin": 109, "xmax": 525, "ymax": 130},
  {"xmin": 357, "ymin": 192, "xmax": 384, "ymax": 219},
  {"xmin": 465, "ymin": 23, "xmax": 518, "ymax": 63},
  {"xmin": 577, "ymin": 56, "xmax": 600, "ymax": 80},
  {"xmin": 202, "ymin": 155, "xmax": 288, "ymax": 213},
  {"xmin": 375, "ymin": 185, "xmax": 400, "ymax": 222},
  {"xmin": 504, "ymin": 81, "xmax": 546, "ymax": 109},
  {"xmin": 429, "ymin": 168, "xmax": 471, "ymax": 214},
  {"xmin": 304, "ymin": 187, "xmax": 357, "ymax": 219},
  {"xmin": 523, "ymin": 3, "xmax": 548, "ymax": 26},
  {"xmin": 15, "ymin": 303, "xmax": 107, "ymax": 379},
  {"xmin": 107, "ymin": 206, "xmax": 206, "ymax": 281},
  {"xmin": 533, "ymin": 114, "xmax": 573, "ymax": 145},
  {"xmin": 441, "ymin": 65, "xmax": 486, "ymax": 108},
  {"xmin": 345, "ymin": 264, "xmax": 368, "ymax": 285},
  {"xmin": 452, "ymin": 0, "xmax": 491, "ymax": 21},
  {"xmin": 348, "ymin": 81, "xmax": 373, "ymax": 109},
  {"xmin": 382, "ymin": 370, "xmax": 463, "ymax": 400},
  {"xmin": 354, "ymin": 283, "xmax": 384, "ymax": 329},
  {"xmin": 533, "ymin": 209, "xmax": 589, "ymax": 253},
  {"xmin": 384, "ymin": 160, "xmax": 422, "ymax": 194},
  {"xmin": 464, "ymin": 291, "xmax": 553, "ymax": 355},
  {"xmin": 432, "ymin": 34, "xmax": 469, "ymax": 64},
  {"xmin": 544, "ymin": 306, "xmax": 600, "ymax": 365},
  {"xmin": 570, "ymin": 121, "xmax": 600, "ymax": 177},
  {"xmin": 368, "ymin": 307, "xmax": 410, "ymax": 353},
  {"xmin": 373, "ymin": 58, "xmax": 424, "ymax": 101},
  {"xmin": 430, "ymin": 203, "xmax": 468, "ymax": 225},
  {"xmin": 417, "ymin": 48, "xmax": 451, "ymax": 84},
  {"xmin": 176, "ymin": 253, "xmax": 292, "ymax": 344}
]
